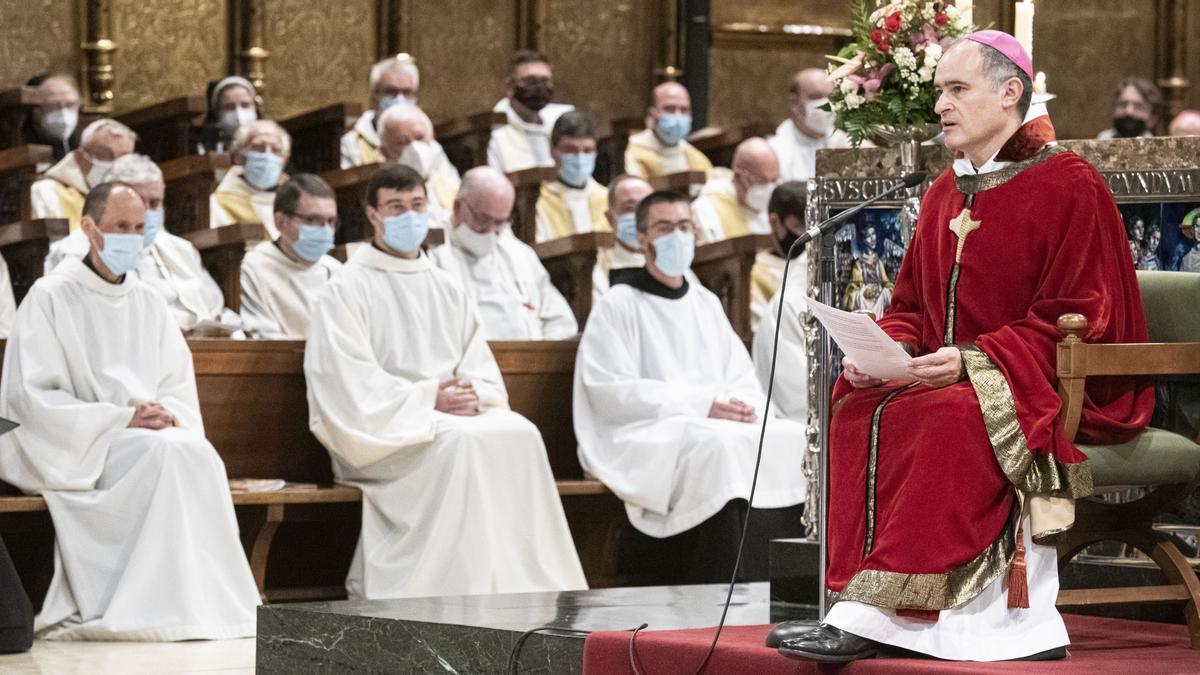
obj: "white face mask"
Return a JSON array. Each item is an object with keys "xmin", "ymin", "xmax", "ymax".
[
  {"xmin": 453, "ymin": 222, "xmax": 498, "ymax": 258},
  {"xmin": 41, "ymin": 107, "xmax": 79, "ymax": 141},
  {"xmin": 220, "ymin": 107, "xmax": 257, "ymax": 138},
  {"xmin": 803, "ymin": 98, "xmax": 836, "ymax": 136},
  {"xmin": 85, "ymin": 157, "xmax": 113, "ymax": 188},
  {"xmin": 745, "ymin": 181, "xmax": 775, "ymax": 213},
  {"xmin": 399, "ymin": 140, "xmax": 438, "ymax": 178}
]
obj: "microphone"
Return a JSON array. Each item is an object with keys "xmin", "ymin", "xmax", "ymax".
[{"xmin": 789, "ymin": 172, "xmax": 927, "ymax": 254}]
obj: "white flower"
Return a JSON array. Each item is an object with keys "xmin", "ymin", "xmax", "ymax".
[
  {"xmin": 924, "ymin": 43, "xmax": 942, "ymax": 63},
  {"xmin": 918, "ymin": 65, "xmax": 935, "ymax": 82},
  {"xmin": 893, "ymin": 47, "xmax": 918, "ymax": 71},
  {"xmin": 840, "ymin": 78, "xmax": 861, "ymax": 95},
  {"xmin": 844, "ymin": 91, "xmax": 865, "ymax": 109}
]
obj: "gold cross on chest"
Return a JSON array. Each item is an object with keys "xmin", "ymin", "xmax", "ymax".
[{"xmin": 948, "ymin": 208, "xmax": 982, "ymax": 263}]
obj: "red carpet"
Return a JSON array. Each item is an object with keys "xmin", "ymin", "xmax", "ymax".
[{"xmin": 582, "ymin": 615, "xmax": 1199, "ymax": 674}]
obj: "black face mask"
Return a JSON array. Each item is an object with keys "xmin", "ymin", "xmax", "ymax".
[
  {"xmin": 777, "ymin": 229, "xmax": 804, "ymax": 259},
  {"xmin": 1113, "ymin": 116, "xmax": 1148, "ymax": 138},
  {"xmin": 513, "ymin": 81, "xmax": 553, "ymax": 112}
]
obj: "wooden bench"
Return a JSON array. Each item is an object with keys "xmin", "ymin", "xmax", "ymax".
[
  {"xmin": 533, "ymin": 231, "xmax": 613, "ymax": 328},
  {"xmin": 0, "ymin": 218, "xmax": 68, "ymax": 304},
  {"xmin": 282, "ymin": 102, "xmax": 362, "ymax": 175},
  {"xmin": 0, "ymin": 88, "xmax": 37, "ymax": 151},
  {"xmin": 694, "ymin": 234, "xmax": 774, "ymax": 343},
  {"xmin": 162, "ymin": 153, "xmax": 230, "ymax": 235},
  {"xmin": 321, "ymin": 163, "xmax": 384, "ymax": 246},
  {"xmin": 0, "ymin": 145, "xmax": 52, "ymax": 226},
  {"xmin": 183, "ymin": 222, "xmax": 266, "ymax": 312},
  {"xmin": 596, "ymin": 116, "xmax": 644, "ymax": 185},
  {"xmin": 650, "ymin": 169, "xmax": 707, "ymax": 198},
  {"xmin": 508, "ymin": 166, "xmax": 557, "ymax": 244},
  {"xmin": 0, "ymin": 338, "xmax": 624, "ymax": 603},
  {"xmin": 691, "ymin": 121, "xmax": 776, "ymax": 168},
  {"xmin": 436, "ymin": 110, "xmax": 505, "ymax": 177},
  {"xmin": 115, "ymin": 96, "xmax": 207, "ymax": 163}
]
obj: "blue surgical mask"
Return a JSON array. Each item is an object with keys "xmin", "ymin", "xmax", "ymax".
[
  {"xmin": 616, "ymin": 212, "xmax": 639, "ymax": 249},
  {"xmin": 98, "ymin": 232, "xmax": 144, "ymax": 277},
  {"xmin": 383, "ymin": 211, "xmax": 429, "ymax": 253},
  {"xmin": 243, "ymin": 151, "xmax": 283, "ymax": 190},
  {"xmin": 293, "ymin": 224, "xmax": 334, "ymax": 263},
  {"xmin": 143, "ymin": 209, "xmax": 164, "ymax": 247},
  {"xmin": 656, "ymin": 113, "xmax": 692, "ymax": 146},
  {"xmin": 651, "ymin": 229, "xmax": 694, "ymax": 277},
  {"xmin": 559, "ymin": 152, "xmax": 596, "ymax": 187},
  {"xmin": 379, "ymin": 95, "xmax": 415, "ymax": 112}
]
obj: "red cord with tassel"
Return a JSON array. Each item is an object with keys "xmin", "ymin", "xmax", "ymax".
[{"xmin": 1007, "ymin": 526, "xmax": 1030, "ymax": 609}]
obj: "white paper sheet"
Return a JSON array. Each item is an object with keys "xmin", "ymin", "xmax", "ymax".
[{"xmin": 805, "ymin": 297, "xmax": 913, "ymax": 380}]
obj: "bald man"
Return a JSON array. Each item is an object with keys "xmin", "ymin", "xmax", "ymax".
[
  {"xmin": 430, "ymin": 167, "xmax": 576, "ymax": 340},
  {"xmin": 624, "ymin": 82, "xmax": 714, "ymax": 180},
  {"xmin": 341, "ymin": 56, "xmax": 421, "ymax": 168},
  {"xmin": 1169, "ymin": 110, "xmax": 1200, "ymax": 137},
  {"xmin": 768, "ymin": 69, "xmax": 851, "ymax": 182},
  {"xmin": 378, "ymin": 104, "xmax": 460, "ymax": 230},
  {"xmin": 599, "ymin": 174, "xmax": 653, "ymax": 292},
  {"xmin": 31, "ymin": 118, "xmax": 137, "ymax": 231},
  {"xmin": 692, "ymin": 137, "xmax": 780, "ymax": 244}
]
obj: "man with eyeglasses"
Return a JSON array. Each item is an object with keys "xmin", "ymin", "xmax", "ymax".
[
  {"xmin": 573, "ymin": 190, "xmax": 807, "ymax": 584},
  {"xmin": 691, "ymin": 137, "xmax": 781, "ymax": 244},
  {"xmin": 239, "ymin": 174, "xmax": 342, "ymax": 338},
  {"xmin": 31, "ymin": 118, "xmax": 137, "ymax": 231},
  {"xmin": 487, "ymin": 50, "xmax": 575, "ymax": 174},
  {"xmin": 430, "ymin": 166, "xmax": 577, "ymax": 340},
  {"xmin": 304, "ymin": 164, "xmax": 586, "ymax": 600}
]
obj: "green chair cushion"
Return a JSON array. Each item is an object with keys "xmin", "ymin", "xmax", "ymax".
[
  {"xmin": 1080, "ymin": 426, "xmax": 1200, "ymax": 489},
  {"xmin": 1136, "ymin": 271, "xmax": 1200, "ymax": 343}
]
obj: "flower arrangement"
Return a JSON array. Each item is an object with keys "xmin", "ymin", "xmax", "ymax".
[{"xmin": 827, "ymin": 0, "xmax": 975, "ymax": 146}]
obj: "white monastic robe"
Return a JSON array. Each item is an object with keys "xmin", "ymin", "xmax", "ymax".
[
  {"xmin": 691, "ymin": 169, "xmax": 770, "ymax": 244},
  {"xmin": 574, "ymin": 272, "xmax": 807, "ymax": 537},
  {"xmin": 30, "ymin": 152, "xmax": 88, "ymax": 231},
  {"xmin": 340, "ymin": 109, "xmax": 384, "ymax": 168},
  {"xmin": 239, "ymin": 241, "xmax": 341, "ymax": 339},
  {"xmin": 487, "ymin": 98, "xmax": 574, "ymax": 174},
  {"xmin": 0, "ymin": 253, "xmax": 15, "ymax": 338},
  {"xmin": 751, "ymin": 251, "xmax": 808, "ymax": 421},
  {"xmin": 209, "ymin": 166, "xmax": 280, "ymax": 240},
  {"xmin": 429, "ymin": 229, "xmax": 578, "ymax": 340},
  {"xmin": 304, "ymin": 245, "xmax": 587, "ymax": 599},
  {"xmin": 47, "ymin": 229, "xmax": 241, "ymax": 334},
  {"xmin": 750, "ymin": 249, "xmax": 787, "ymax": 334},
  {"xmin": 623, "ymin": 128, "xmax": 713, "ymax": 180},
  {"xmin": 767, "ymin": 119, "xmax": 851, "ymax": 183},
  {"xmin": 0, "ymin": 258, "xmax": 259, "ymax": 640},
  {"xmin": 593, "ymin": 244, "xmax": 645, "ymax": 297}
]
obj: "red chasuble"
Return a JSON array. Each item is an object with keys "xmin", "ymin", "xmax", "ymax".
[{"xmin": 825, "ymin": 128, "xmax": 1153, "ymax": 615}]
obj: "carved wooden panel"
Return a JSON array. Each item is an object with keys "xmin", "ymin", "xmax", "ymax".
[
  {"xmin": 708, "ymin": 44, "xmax": 830, "ymax": 131},
  {"xmin": 408, "ymin": 0, "xmax": 517, "ymax": 125},
  {"xmin": 264, "ymin": 0, "xmax": 379, "ymax": 119},
  {"xmin": 539, "ymin": 0, "xmax": 660, "ymax": 127},
  {"xmin": 0, "ymin": 0, "xmax": 76, "ymax": 90},
  {"xmin": 112, "ymin": 0, "xmax": 226, "ymax": 113}
]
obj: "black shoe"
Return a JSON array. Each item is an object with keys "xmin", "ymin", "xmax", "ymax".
[
  {"xmin": 1013, "ymin": 646, "xmax": 1067, "ymax": 661},
  {"xmin": 764, "ymin": 619, "xmax": 820, "ymax": 648},
  {"xmin": 778, "ymin": 624, "xmax": 878, "ymax": 663}
]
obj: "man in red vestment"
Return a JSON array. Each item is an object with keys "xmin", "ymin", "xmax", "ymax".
[{"xmin": 776, "ymin": 31, "xmax": 1153, "ymax": 662}]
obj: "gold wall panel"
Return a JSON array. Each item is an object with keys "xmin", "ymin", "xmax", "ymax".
[
  {"xmin": 708, "ymin": 42, "xmax": 832, "ymax": 130},
  {"xmin": 712, "ymin": 0, "xmax": 847, "ymax": 27},
  {"xmin": 1188, "ymin": 4, "xmax": 1200, "ymax": 113},
  {"xmin": 264, "ymin": 0, "xmax": 380, "ymax": 119},
  {"xmin": 408, "ymin": 0, "xmax": 517, "ymax": 124},
  {"xmin": 0, "ymin": 0, "xmax": 77, "ymax": 90},
  {"xmin": 540, "ymin": 0, "xmax": 660, "ymax": 126},
  {"xmin": 112, "ymin": 0, "xmax": 227, "ymax": 113}
]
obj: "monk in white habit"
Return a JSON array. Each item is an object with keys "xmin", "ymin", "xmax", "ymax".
[
  {"xmin": 30, "ymin": 118, "xmax": 136, "ymax": 231},
  {"xmin": 623, "ymin": 83, "xmax": 713, "ymax": 181},
  {"xmin": 377, "ymin": 103, "xmax": 460, "ymax": 229},
  {"xmin": 598, "ymin": 174, "xmax": 652, "ymax": 294},
  {"xmin": 240, "ymin": 174, "xmax": 342, "ymax": 339},
  {"xmin": 488, "ymin": 50, "xmax": 574, "ymax": 173},
  {"xmin": 46, "ymin": 154, "xmax": 243, "ymax": 336},
  {"xmin": 768, "ymin": 69, "xmax": 851, "ymax": 183},
  {"xmin": 0, "ymin": 182, "xmax": 259, "ymax": 640},
  {"xmin": 0, "ymin": 255, "xmax": 15, "ymax": 338},
  {"xmin": 574, "ymin": 190, "xmax": 807, "ymax": 584},
  {"xmin": 209, "ymin": 120, "xmax": 291, "ymax": 240},
  {"xmin": 692, "ymin": 137, "xmax": 780, "ymax": 244},
  {"xmin": 341, "ymin": 55, "xmax": 421, "ymax": 168},
  {"xmin": 534, "ymin": 111, "xmax": 609, "ymax": 243},
  {"xmin": 305, "ymin": 164, "xmax": 586, "ymax": 599},
  {"xmin": 751, "ymin": 183, "xmax": 810, "ymax": 422},
  {"xmin": 429, "ymin": 166, "xmax": 577, "ymax": 340}
]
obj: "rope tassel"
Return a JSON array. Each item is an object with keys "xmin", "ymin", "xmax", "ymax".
[{"xmin": 1007, "ymin": 526, "xmax": 1030, "ymax": 609}]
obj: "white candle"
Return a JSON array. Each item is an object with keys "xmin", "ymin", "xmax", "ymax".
[
  {"xmin": 1034, "ymin": 71, "xmax": 1046, "ymax": 95},
  {"xmin": 1014, "ymin": 1, "xmax": 1035, "ymax": 57},
  {"xmin": 957, "ymin": 0, "xmax": 973, "ymax": 27}
]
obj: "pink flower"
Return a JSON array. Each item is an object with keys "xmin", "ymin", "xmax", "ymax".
[
  {"xmin": 909, "ymin": 23, "xmax": 939, "ymax": 53},
  {"xmin": 859, "ymin": 64, "xmax": 894, "ymax": 101},
  {"xmin": 827, "ymin": 52, "xmax": 865, "ymax": 82}
]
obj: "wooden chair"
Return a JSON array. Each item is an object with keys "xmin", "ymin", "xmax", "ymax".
[
  {"xmin": 183, "ymin": 222, "xmax": 266, "ymax": 312},
  {"xmin": 1054, "ymin": 270, "xmax": 1200, "ymax": 648},
  {"xmin": 690, "ymin": 121, "xmax": 775, "ymax": 168},
  {"xmin": 281, "ymin": 102, "xmax": 362, "ymax": 175},
  {"xmin": 161, "ymin": 153, "xmax": 231, "ymax": 235},
  {"xmin": 435, "ymin": 110, "xmax": 505, "ymax": 176},
  {"xmin": 533, "ymin": 231, "xmax": 614, "ymax": 327},
  {"xmin": 596, "ymin": 116, "xmax": 644, "ymax": 185},
  {"xmin": 0, "ymin": 88, "xmax": 37, "ymax": 151},
  {"xmin": 321, "ymin": 163, "xmax": 385, "ymax": 246},
  {"xmin": 649, "ymin": 170, "xmax": 707, "ymax": 199},
  {"xmin": 508, "ymin": 166, "xmax": 557, "ymax": 244},
  {"xmin": 0, "ymin": 145, "xmax": 52, "ymax": 225},
  {"xmin": 693, "ymin": 234, "xmax": 774, "ymax": 343},
  {"xmin": 115, "ymin": 96, "xmax": 207, "ymax": 163},
  {"xmin": 0, "ymin": 219, "xmax": 68, "ymax": 304}
]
